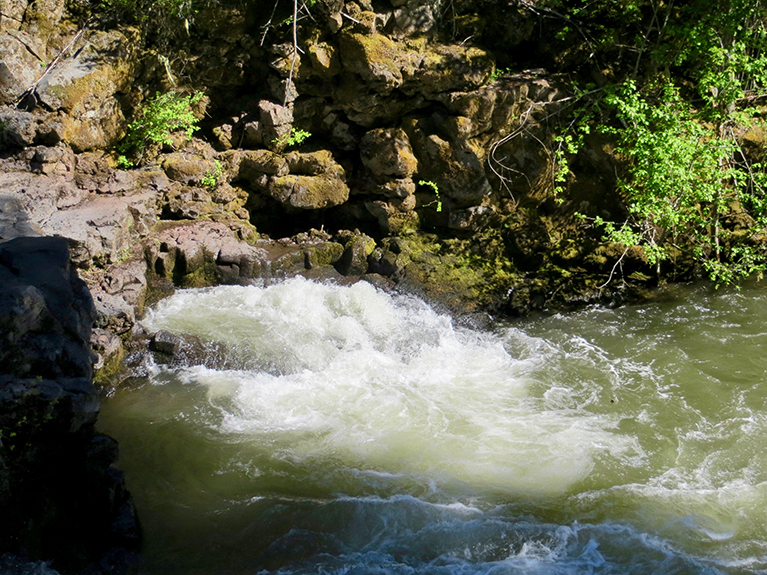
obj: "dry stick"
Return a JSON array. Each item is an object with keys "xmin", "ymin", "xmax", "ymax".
[
  {"xmin": 487, "ymin": 86, "xmax": 606, "ymax": 197},
  {"xmin": 340, "ymin": 11, "xmax": 361, "ymax": 24},
  {"xmin": 15, "ymin": 17, "xmax": 93, "ymax": 108},
  {"xmin": 284, "ymin": 0, "xmax": 298, "ymax": 107},
  {"xmin": 598, "ymin": 245, "xmax": 631, "ymax": 290},
  {"xmin": 260, "ymin": 0, "xmax": 281, "ymax": 46},
  {"xmin": 515, "ymin": 0, "xmax": 595, "ymax": 52},
  {"xmin": 488, "ymin": 102, "xmax": 535, "ymax": 200}
]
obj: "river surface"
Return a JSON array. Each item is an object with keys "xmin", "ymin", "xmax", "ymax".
[{"xmin": 98, "ymin": 277, "xmax": 767, "ymax": 574}]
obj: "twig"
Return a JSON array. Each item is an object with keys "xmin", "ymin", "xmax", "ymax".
[
  {"xmin": 285, "ymin": 0, "xmax": 298, "ymax": 106},
  {"xmin": 14, "ymin": 17, "xmax": 93, "ymax": 108},
  {"xmin": 260, "ymin": 0, "xmax": 281, "ymax": 46},
  {"xmin": 340, "ymin": 11, "xmax": 361, "ymax": 24},
  {"xmin": 598, "ymin": 245, "xmax": 630, "ymax": 289},
  {"xmin": 488, "ymin": 102, "xmax": 535, "ymax": 200},
  {"xmin": 514, "ymin": 0, "xmax": 595, "ymax": 52}
]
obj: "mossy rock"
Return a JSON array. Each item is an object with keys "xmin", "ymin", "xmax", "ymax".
[
  {"xmin": 177, "ymin": 253, "xmax": 221, "ymax": 287},
  {"xmin": 338, "ymin": 32, "xmax": 403, "ymax": 91},
  {"xmin": 402, "ymin": 44, "xmax": 494, "ymax": 95},
  {"xmin": 268, "ymin": 174, "xmax": 349, "ymax": 209},
  {"xmin": 305, "ymin": 242, "xmax": 344, "ymax": 269},
  {"xmin": 375, "ymin": 233, "xmax": 519, "ymax": 314}
]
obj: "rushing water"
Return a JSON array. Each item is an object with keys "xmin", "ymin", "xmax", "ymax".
[{"xmin": 98, "ymin": 277, "xmax": 767, "ymax": 574}]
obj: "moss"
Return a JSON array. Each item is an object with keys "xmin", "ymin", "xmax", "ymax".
[
  {"xmin": 93, "ymin": 345, "xmax": 126, "ymax": 386},
  {"xmin": 338, "ymin": 32, "xmax": 403, "ymax": 88},
  {"xmin": 305, "ymin": 242, "xmax": 344, "ymax": 268},
  {"xmin": 269, "ymin": 175, "xmax": 349, "ymax": 209},
  {"xmin": 177, "ymin": 250, "xmax": 221, "ymax": 287},
  {"xmin": 143, "ymin": 275, "xmax": 176, "ymax": 310},
  {"xmin": 387, "ymin": 231, "xmax": 520, "ymax": 313}
]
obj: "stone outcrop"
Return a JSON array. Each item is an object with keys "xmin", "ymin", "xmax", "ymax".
[
  {"xmin": 0, "ymin": 236, "xmax": 139, "ymax": 572},
  {"xmin": 0, "ymin": 0, "xmax": 136, "ymax": 151},
  {"xmin": 0, "ymin": 0, "xmax": 651, "ymax": 323}
]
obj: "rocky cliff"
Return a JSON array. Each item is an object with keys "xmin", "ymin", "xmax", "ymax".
[{"xmin": 1, "ymin": 0, "xmax": 656, "ymax": 319}]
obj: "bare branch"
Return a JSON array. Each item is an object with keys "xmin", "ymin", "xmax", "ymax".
[{"xmin": 15, "ymin": 18, "xmax": 93, "ymax": 108}]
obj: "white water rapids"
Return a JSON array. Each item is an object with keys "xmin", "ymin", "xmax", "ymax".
[{"xmin": 98, "ymin": 277, "xmax": 767, "ymax": 574}]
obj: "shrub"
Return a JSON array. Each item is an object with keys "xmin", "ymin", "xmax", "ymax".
[{"xmin": 118, "ymin": 90, "xmax": 204, "ymax": 165}]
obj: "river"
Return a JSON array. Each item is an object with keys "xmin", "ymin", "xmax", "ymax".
[{"xmin": 97, "ymin": 277, "xmax": 767, "ymax": 574}]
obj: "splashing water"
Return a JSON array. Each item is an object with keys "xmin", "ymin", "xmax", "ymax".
[{"xmin": 99, "ymin": 278, "xmax": 767, "ymax": 574}]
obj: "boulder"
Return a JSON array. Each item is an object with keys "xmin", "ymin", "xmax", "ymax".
[
  {"xmin": 146, "ymin": 221, "xmax": 269, "ymax": 286},
  {"xmin": 401, "ymin": 43, "xmax": 494, "ymax": 95},
  {"xmin": 88, "ymin": 259, "xmax": 148, "ymax": 335},
  {"xmin": 338, "ymin": 32, "xmax": 403, "ymax": 92},
  {"xmin": 149, "ymin": 329, "xmax": 181, "ymax": 356},
  {"xmin": 0, "ymin": 166, "xmax": 82, "ymax": 241},
  {"xmin": 0, "ymin": 0, "xmax": 27, "ymax": 31},
  {"xmin": 0, "ymin": 106, "xmax": 37, "ymax": 147},
  {"xmin": 238, "ymin": 149, "xmax": 289, "ymax": 180},
  {"xmin": 360, "ymin": 127, "xmax": 418, "ymax": 178},
  {"xmin": 18, "ymin": 0, "xmax": 66, "ymax": 44},
  {"xmin": 406, "ymin": 120, "xmax": 492, "ymax": 208},
  {"xmin": 370, "ymin": 177, "xmax": 417, "ymax": 199},
  {"xmin": 285, "ymin": 149, "xmax": 345, "ymax": 178},
  {"xmin": 0, "ymin": 236, "xmax": 95, "ymax": 379},
  {"xmin": 0, "ymin": 30, "xmax": 41, "ymax": 105},
  {"xmin": 268, "ymin": 174, "xmax": 349, "ymax": 209},
  {"xmin": 365, "ymin": 199, "xmax": 420, "ymax": 235},
  {"xmin": 306, "ymin": 40, "xmax": 341, "ymax": 78},
  {"xmin": 435, "ymin": 86, "xmax": 497, "ymax": 127},
  {"xmin": 335, "ymin": 230, "xmax": 376, "ymax": 275},
  {"xmin": 258, "ymin": 100, "xmax": 293, "ymax": 151},
  {"xmin": 0, "ymin": 195, "xmax": 42, "ymax": 240},
  {"xmin": 34, "ymin": 29, "xmax": 136, "ymax": 151},
  {"xmin": 39, "ymin": 189, "xmax": 158, "ymax": 268},
  {"xmin": 0, "ymin": 237, "xmax": 140, "ymax": 569},
  {"xmin": 392, "ymin": 0, "xmax": 438, "ymax": 37},
  {"xmin": 162, "ymin": 152, "xmax": 219, "ymax": 186},
  {"xmin": 91, "ymin": 327, "xmax": 123, "ymax": 375}
]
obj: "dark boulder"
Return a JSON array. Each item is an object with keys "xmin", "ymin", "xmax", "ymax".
[
  {"xmin": 0, "ymin": 236, "xmax": 139, "ymax": 573},
  {"xmin": 0, "ymin": 236, "xmax": 95, "ymax": 379}
]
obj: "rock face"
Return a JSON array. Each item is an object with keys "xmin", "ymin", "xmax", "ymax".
[
  {"xmin": 0, "ymin": 237, "xmax": 94, "ymax": 378},
  {"xmin": 0, "ymin": 236, "xmax": 139, "ymax": 572},
  {"xmin": 0, "ymin": 0, "xmax": 651, "ymax": 320}
]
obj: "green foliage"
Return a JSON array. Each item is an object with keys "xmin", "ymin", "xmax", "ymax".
[
  {"xmin": 116, "ymin": 155, "xmax": 134, "ymax": 169},
  {"xmin": 490, "ymin": 67, "xmax": 512, "ymax": 82},
  {"xmin": 200, "ymin": 159, "xmax": 223, "ymax": 190},
  {"xmin": 597, "ymin": 78, "xmax": 767, "ymax": 284},
  {"xmin": 419, "ymin": 180, "xmax": 443, "ymax": 212},
  {"xmin": 548, "ymin": 84, "xmax": 598, "ymax": 202},
  {"xmin": 538, "ymin": 0, "xmax": 767, "ymax": 286},
  {"xmin": 273, "ymin": 127, "xmax": 312, "ymax": 148},
  {"xmin": 118, "ymin": 90, "xmax": 204, "ymax": 166}
]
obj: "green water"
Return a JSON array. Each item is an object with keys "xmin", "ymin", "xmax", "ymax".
[{"xmin": 98, "ymin": 278, "xmax": 767, "ymax": 574}]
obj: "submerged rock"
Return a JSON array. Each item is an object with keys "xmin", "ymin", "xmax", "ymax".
[{"xmin": 149, "ymin": 329, "xmax": 181, "ymax": 356}]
